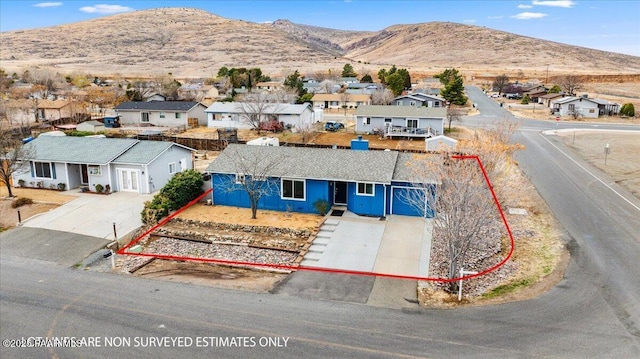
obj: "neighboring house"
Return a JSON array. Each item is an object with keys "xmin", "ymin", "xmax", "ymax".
[
  {"xmin": 590, "ymin": 98, "xmax": 620, "ymax": 116},
  {"xmin": 311, "ymin": 93, "xmax": 371, "ymax": 110},
  {"xmin": 255, "ymin": 82, "xmax": 283, "ymax": 92},
  {"xmin": 346, "ymin": 83, "xmax": 382, "ymax": 94},
  {"xmin": 522, "ymin": 85, "xmax": 548, "ymax": 102},
  {"xmin": 76, "ymin": 120, "xmax": 105, "ymax": 133},
  {"xmin": 540, "ymin": 93, "xmax": 565, "ymax": 107},
  {"xmin": 114, "ymin": 101, "xmax": 207, "ymax": 127},
  {"xmin": 177, "ymin": 84, "xmax": 220, "ymax": 102},
  {"xmin": 13, "ymin": 136, "xmax": 194, "ymax": 194},
  {"xmin": 338, "ymin": 77, "xmax": 359, "ymax": 85},
  {"xmin": 146, "ymin": 93, "xmax": 167, "ymax": 102},
  {"xmin": 36, "ymin": 99, "xmax": 83, "ymax": 122},
  {"xmin": 205, "ymin": 102, "xmax": 316, "ymax": 129},
  {"xmin": 355, "ymin": 105, "xmax": 446, "ymax": 138},
  {"xmin": 205, "ymin": 142, "xmax": 434, "ymax": 217},
  {"xmin": 393, "ymin": 93, "xmax": 445, "ymax": 108},
  {"xmin": 426, "ymin": 135, "xmax": 458, "ymax": 151},
  {"xmin": 551, "ymin": 96, "xmax": 601, "ymax": 118}
]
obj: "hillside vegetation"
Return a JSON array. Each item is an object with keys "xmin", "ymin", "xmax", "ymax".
[{"xmin": 1, "ymin": 7, "xmax": 639, "ymax": 77}]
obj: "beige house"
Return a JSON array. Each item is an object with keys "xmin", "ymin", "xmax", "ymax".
[
  {"xmin": 255, "ymin": 82, "xmax": 283, "ymax": 92},
  {"xmin": 311, "ymin": 93, "xmax": 371, "ymax": 110},
  {"xmin": 36, "ymin": 100, "xmax": 84, "ymax": 121}
]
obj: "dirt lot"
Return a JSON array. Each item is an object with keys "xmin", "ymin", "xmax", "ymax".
[
  {"xmin": 176, "ymin": 203, "xmax": 323, "ymax": 230},
  {"xmin": 0, "ymin": 187, "xmax": 75, "ymax": 230},
  {"xmin": 561, "ymin": 131, "xmax": 640, "ymax": 198}
]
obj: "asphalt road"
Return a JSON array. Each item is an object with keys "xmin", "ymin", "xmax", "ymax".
[
  {"xmin": 1, "ymin": 253, "xmax": 638, "ymax": 359},
  {"xmin": 466, "ymin": 85, "xmax": 640, "ymax": 339},
  {"xmin": 1, "ymin": 88, "xmax": 640, "ymax": 358}
]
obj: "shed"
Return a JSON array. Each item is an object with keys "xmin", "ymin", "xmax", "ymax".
[
  {"xmin": 76, "ymin": 120, "xmax": 106, "ymax": 133},
  {"xmin": 426, "ymin": 135, "xmax": 458, "ymax": 151},
  {"xmin": 247, "ymin": 137, "xmax": 280, "ymax": 146}
]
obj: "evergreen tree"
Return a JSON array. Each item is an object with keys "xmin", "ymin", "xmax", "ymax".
[
  {"xmin": 342, "ymin": 63, "xmax": 357, "ymax": 78},
  {"xmin": 441, "ymin": 76, "xmax": 468, "ymax": 106}
]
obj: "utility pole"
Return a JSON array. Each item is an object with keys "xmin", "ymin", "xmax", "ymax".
[{"xmin": 545, "ymin": 64, "xmax": 549, "ymax": 85}]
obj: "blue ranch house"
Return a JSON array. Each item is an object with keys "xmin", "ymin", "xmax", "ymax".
[{"xmin": 205, "ymin": 139, "xmax": 434, "ymax": 217}]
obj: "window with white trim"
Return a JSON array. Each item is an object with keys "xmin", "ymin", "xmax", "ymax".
[
  {"xmin": 282, "ymin": 179, "xmax": 305, "ymax": 200},
  {"xmin": 384, "ymin": 118, "xmax": 392, "ymax": 124},
  {"xmin": 175, "ymin": 112, "xmax": 182, "ymax": 119},
  {"xmin": 235, "ymin": 173, "xmax": 245, "ymax": 184},
  {"xmin": 159, "ymin": 112, "xmax": 166, "ymax": 118},
  {"xmin": 141, "ymin": 112, "xmax": 150, "ymax": 122},
  {"xmin": 33, "ymin": 161, "xmax": 53, "ymax": 179},
  {"xmin": 168, "ymin": 162, "xmax": 176, "ymax": 174},
  {"xmin": 409, "ymin": 101, "xmax": 416, "ymax": 106},
  {"xmin": 364, "ymin": 117, "xmax": 371, "ymax": 125},
  {"xmin": 396, "ymin": 101, "xmax": 402, "ymax": 106},
  {"xmin": 357, "ymin": 182, "xmax": 374, "ymax": 196},
  {"xmin": 407, "ymin": 119, "xmax": 418, "ymax": 128}
]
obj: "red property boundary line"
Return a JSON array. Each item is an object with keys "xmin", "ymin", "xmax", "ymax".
[{"xmin": 118, "ymin": 155, "xmax": 515, "ymax": 282}]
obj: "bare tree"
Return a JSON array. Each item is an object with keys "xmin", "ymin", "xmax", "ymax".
[
  {"xmin": 401, "ymin": 119, "xmax": 521, "ymax": 292},
  {"xmin": 558, "ymin": 75, "xmax": 583, "ymax": 96},
  {"xmin": 339, "ymin": 91, "xmax": 351, "ymax": 116},
  {"xmin": 370, "ymin": 88, "xmax": 394, "ymax": 105},
  {"xmin": 219, "ymin": 145, "xmax": 286, "ymax": 219},
  {"xmin": 401, "ymin": 154, "xmax": 497, "ymax": 292},
  {"xmin": 446, "ymin": 107, "xmax": 465, "ymax": 131},
  {"xmin": 0, "ymin": 124, "xmax": 34, "ymax": 197},
  {"xmin": 237, "ymin": 92, "xmax": 283, "ymax": 133},
  {"xmin": 492, "ymin": 74, "xmax": 509, "ymax": 95},
  {"xmin": 319, "ymin": 80, "xmax": 336, "ymax": 94}
]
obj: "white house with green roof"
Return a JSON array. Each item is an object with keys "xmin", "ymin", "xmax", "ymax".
[
  {"xmin": 13, "ymin": 136, "xmax": 194, "ymax": 194},
  {"xmin": 354, "ymin": 105, "xmax": 446, "ymax": 139}
]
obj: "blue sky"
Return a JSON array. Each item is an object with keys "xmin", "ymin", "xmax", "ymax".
[{"xmin": 1, "ymin": 0, "xmax": 639, "ymax": 56}]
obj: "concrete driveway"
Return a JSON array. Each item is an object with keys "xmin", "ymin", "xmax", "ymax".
[
  {"xmin": 302, "ymin": 212, "xmax": 432, "ymax": 277},
  {"xmin": 22, "ymin": 191, "xmax": 152, "ymax": 240}
]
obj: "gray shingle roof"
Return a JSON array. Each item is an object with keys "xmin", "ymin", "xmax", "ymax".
[
  {"xmin": 25, "ymin": 136, "xmax": 138, "ymax": 165},
  {"xmin": 112, "ymin": 141, "xmax": 174, "ymax": 164},
  {"xmin": 206, "ymin": 144, "xmax": 399, "ymax": 183},
  {"xmin": 354, "ymin": 105, "xmax": 447, "ymax": 118},
  {"xmin": 114, "ymin": 101, "xmax": 201, "ymax": 111},
  {"xmin": 392, "ymin": 153, "xmax": 436, "ymax": 183}
]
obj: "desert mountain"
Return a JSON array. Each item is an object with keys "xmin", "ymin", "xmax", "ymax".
[{"xmin": 1, "ymin": 7, "xmax": 639, "ymax": 77}]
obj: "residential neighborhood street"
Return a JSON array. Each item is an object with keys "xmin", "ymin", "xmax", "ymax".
[{"xmin": 1, "ymin": 87, "xmax": 639, "ymax": 358}]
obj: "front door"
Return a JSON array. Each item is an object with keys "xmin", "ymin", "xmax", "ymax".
[
  {"xmin": 334, "ymin": 181, "xmax": 347, "ymax": 205},
  {"xmin": 80, "ymin": 164, "xmax": 89, "ymax": 184},
  {"xmin": 118, "ymin": 169, "xmax": 140, "ymax": 193}
]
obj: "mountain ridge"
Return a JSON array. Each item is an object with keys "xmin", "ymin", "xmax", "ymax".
[{"xmin": 1, "ymin": 7, "xmax": 639, "ymax": 77}]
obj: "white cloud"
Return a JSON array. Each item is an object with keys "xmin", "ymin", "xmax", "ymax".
[
  {"xmin": 488, "ymin": 15, "xmax": 504, "ymax": 19},
  {"xmin": 518, "ymin": 4, "xmax": 533, "ymax": 9},
  {"xmin": 79, "ymin": 4, "xmax": 134, "ymax": 14},
  {"xmin": 511, "ymin": 12, "xmax": 548, "ymax": 19},
  {"xmin": 33, "ymin": 2, "xmax": 62, "ymax": 7},
  {"xmin": 532, "ymin": 0, "xmax": 576, "ymax": 8},
  {"xmin": 463, "ymin": 19, "xmax": 476, "ymax": 24}
]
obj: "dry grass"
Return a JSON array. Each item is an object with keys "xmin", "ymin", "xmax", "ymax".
[
  {"xmin": 0, "ymin": 187, "xmax": 75, "ymax": 230},
  {"xmin": 175, "ymin": 203, "xmax": 324, "ymax": 230},
  {"xmin": 562, "ymin": 132, "xmax": 640, "ymax": 198}
]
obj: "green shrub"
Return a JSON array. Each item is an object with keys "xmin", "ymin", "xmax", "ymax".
[
  {"xmin": 620, "ymin": 103, "xmax": 635, "ymax": 117},
  {"xmin": 94, "ymin": 184, "xmax": 104, "ymax": 193},
  {"xmin": 12, "ymin": 197, "xmax": 33, "ymax": 208},
  {"xmin": 313, "ymin": 199, "xmax": 330, "ymax": 216},
  {"xmin": 521, "ymin": 95, "xmax": 530, "ymax": 104},
  {"xmin": 141, "ymin": 169, "xmax": 203, "ymax": 224}
]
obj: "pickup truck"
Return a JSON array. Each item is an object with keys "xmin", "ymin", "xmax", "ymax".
[{"xmin": 505, "ymin": 93, "xmax": 522, "ymax": 100}]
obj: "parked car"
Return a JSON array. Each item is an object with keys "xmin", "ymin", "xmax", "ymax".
[
  {"xmin": 324, "ymin": 121, "xmax": 345, "ymax": 132},
  {"xmin": 490, "ymin": 93, "xmax": 500, "ymax": 98},
  {"xmin": 505, "ymin": 93, "xmax": 522, "ymax": 100}
]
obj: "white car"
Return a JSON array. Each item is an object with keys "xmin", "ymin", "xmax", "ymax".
[{"xmin": 491, "ymin": 94, "xmax": 500, "ymax": 98}]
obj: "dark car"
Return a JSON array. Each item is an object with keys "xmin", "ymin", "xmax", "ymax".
[{"xmin": 324, "ymin": 121, "xmax": 345, "ymax": 132}]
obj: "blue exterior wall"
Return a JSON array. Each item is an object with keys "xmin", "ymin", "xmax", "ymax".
[
  {"xmin": 346, "ymin": 182, "xmax": 385, "ymax": 217},
  {"xmin": 388, "ymin": 181, "xmax": 435, "ymax": 217},
  {"xmin": 212, "ymin": 174, "xmax": 330, "ymax": 214}
]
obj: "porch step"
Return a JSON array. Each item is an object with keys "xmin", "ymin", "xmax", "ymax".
[
  {"xmin": 324, "ymin": 218, "xmax": 340, "ymax": 226},
  {"xmin": 308, "ymin": 244, "xmax": 327, "ymax": 253},
  {"xmin": 312, "ymin": 237, "xmax": 330, "ymax": 245},
  {"xmin": 303, "ymin": 252, "xmax": 323, "ymax": 261}
]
